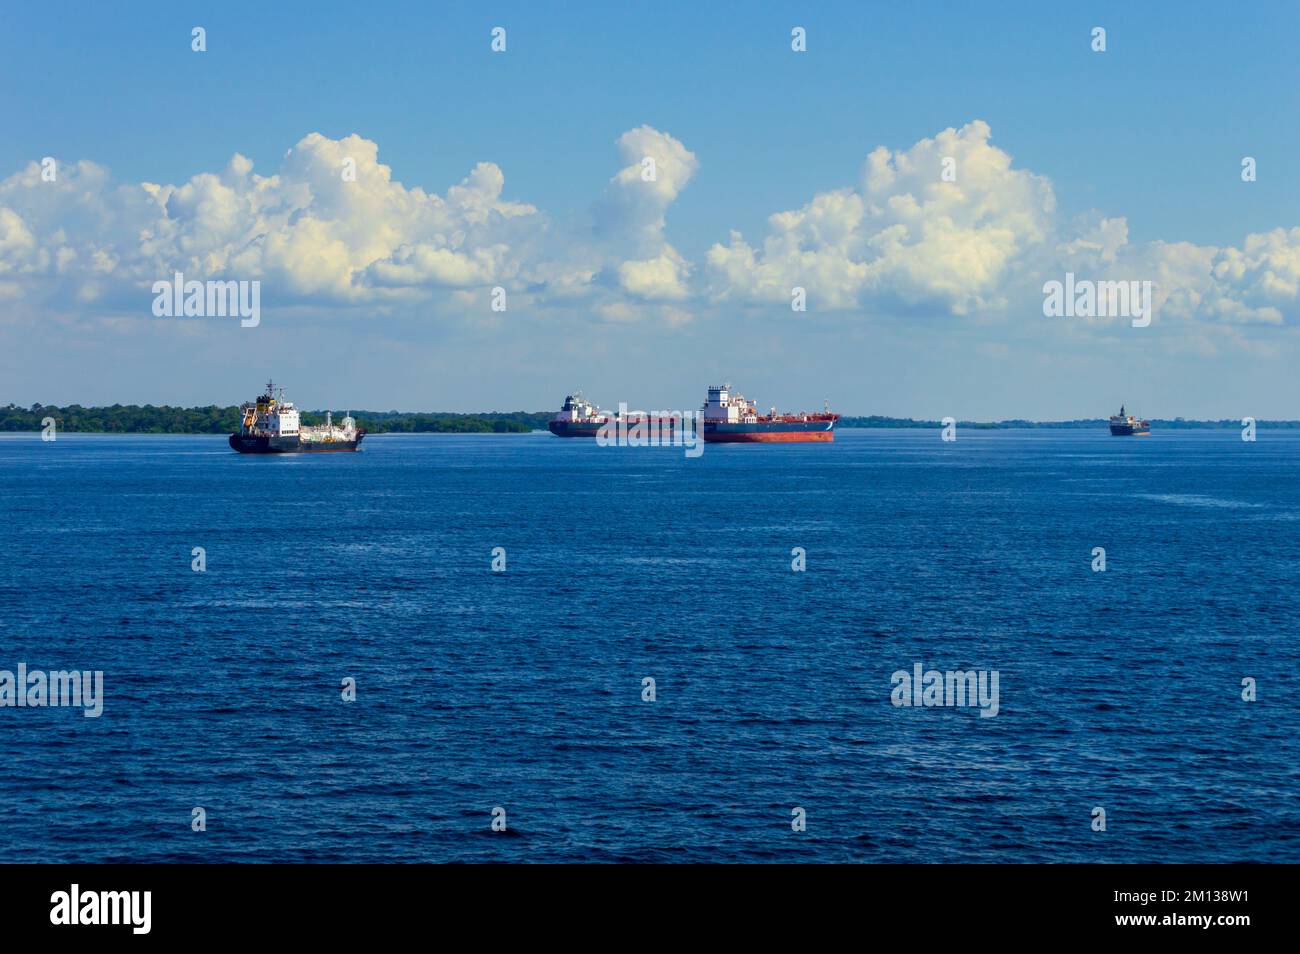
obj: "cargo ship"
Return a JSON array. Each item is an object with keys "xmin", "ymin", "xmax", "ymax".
[
  {"xmin": 701, "ymin": 384, "xmax": 838, "ymax": 442},
  {"xmin": 547, "ymin": 392, "xmax": 685, "ymax": 438},
  {"xmin": 1108, "ymin": 405, "xmax": 1150, "ymax": 437},
  {"xmin": 548, "ymin": 393, "xmax": 609, "ymax": 437},
  {"xmin": 229, "ymin": 381, "xmax": 364, "ymax": 453}
]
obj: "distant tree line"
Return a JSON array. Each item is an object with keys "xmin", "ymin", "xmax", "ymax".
[
  {"xmin": 344, "ymin": 410, "xmax": 550, "ymax": 433},
  {"xmin": 3, "ymin": 403, "xmax": 1294, "ymax": 433},
  {"xmin": 0, "ymin": 403, "xmax": 550, "ymax": 434}
]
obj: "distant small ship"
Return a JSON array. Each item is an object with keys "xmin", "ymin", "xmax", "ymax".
[
  {"xmin": 229, "ymin": 381, "xmax": 364, "ymax": 453},
  {"xmin": 1108, "ymin": 405, "xmax": 1150, "ymax": 437},
  {"xmin": 702, "ymin": 384, "xmax": 838, "ymax": 443}
]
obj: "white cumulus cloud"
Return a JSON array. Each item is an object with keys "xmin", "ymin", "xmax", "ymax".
[
  {"xmin": 1, "ymin": 121, "xmax": 1298, "ymax": 335},
  {"xmin": 706, "ymin": 121, "xmax": 1056, "ymax": 314}
]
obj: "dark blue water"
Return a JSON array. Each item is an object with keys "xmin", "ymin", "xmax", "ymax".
[{"xmin": 1, "ymin": 429, "xmax": 1296, "ymax": 862}]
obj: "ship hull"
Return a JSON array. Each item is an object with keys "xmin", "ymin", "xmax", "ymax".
[
  {"xmin": 229, "ymin": 433, "xmax": 364, "ymax": 453},
  {"xmin": 549, "ymin": 420, "xmax": 687, "ymax": 438},
  {"xmin": 1108, "ymin": 424, "xmax": 1150, "ymax": 437},
  {"xmin": 548, "ymin": 421, "xmax": 602, "ymax": 438},
  {"xmin": 703, "ymin": 421, "xmax": 835, "ymax": 443}
]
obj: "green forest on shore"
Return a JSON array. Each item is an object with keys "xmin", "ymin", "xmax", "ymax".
[
  {"xmin": 0, "ymin": 404, "xmax": 549, "ymax": 434},
  {"xmin": 3, "ymin": 403, "xmax": 1296, "ymax": 433}
]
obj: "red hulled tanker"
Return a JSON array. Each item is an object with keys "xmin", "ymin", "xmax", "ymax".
[
  {"xmin": 546, "ymin": 386, "xmax": 839, "ymax": 443},
  {"xmin": 701, "ymin": 384, "xmax": 838, "ymax": 442}
]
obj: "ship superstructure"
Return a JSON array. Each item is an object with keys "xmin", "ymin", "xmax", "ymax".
[
  {"xmin": 1108, "ymin": 405, "xmax": 1150, "ymax": 437},
  {"xmin": 701, "ymin": 384, "xmax": 838, "ymax": 442},
  {"xmin": 229, "ymin": 381, "xmax": 364, "ymax": 453}
]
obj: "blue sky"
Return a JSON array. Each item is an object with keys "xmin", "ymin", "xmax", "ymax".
[{"xmin": 2, "ymin": 1, "xmax": 1299, "ymax": 417}]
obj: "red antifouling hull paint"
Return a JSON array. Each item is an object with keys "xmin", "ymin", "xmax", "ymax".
[{"xmin": 704, "ymin": 430, "xmax": 835, "ymax": 443}]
